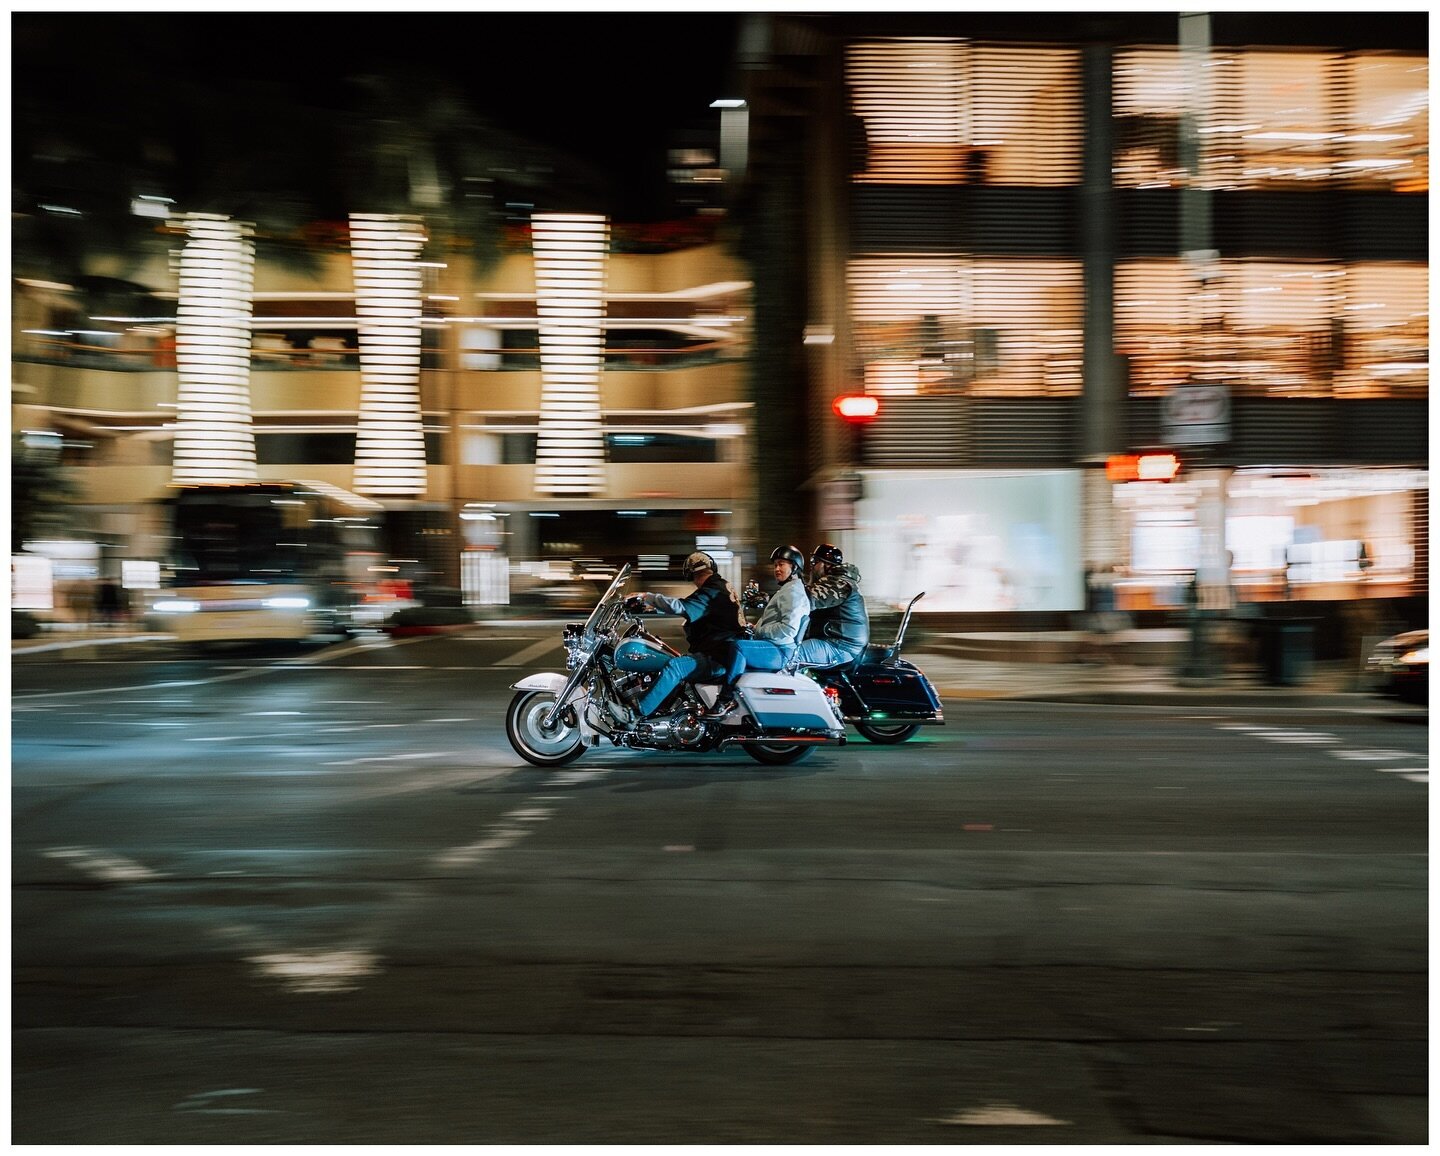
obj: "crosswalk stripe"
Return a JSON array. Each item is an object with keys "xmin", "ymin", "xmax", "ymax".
[{"xmin": 495, "ymin": 637, "xmax": 562, "ymax": 667}]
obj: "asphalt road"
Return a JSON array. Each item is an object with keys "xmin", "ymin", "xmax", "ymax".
[{"xmin": 12, "ymin": 629, "xmax": 1429, "ymax": 1143}]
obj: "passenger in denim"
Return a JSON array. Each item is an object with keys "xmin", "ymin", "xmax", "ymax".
[{"xmin": 709, "ymin": 545, "xmax": 812, "ymax": 718}]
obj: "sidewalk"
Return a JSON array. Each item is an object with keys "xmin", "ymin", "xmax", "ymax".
[{"xmin": 13, "ymin": 624, "xmax": 1417, "ymax": 713}]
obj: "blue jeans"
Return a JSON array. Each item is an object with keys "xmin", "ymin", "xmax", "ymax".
[
  {"xmin": 795, "ymin": 637, "xmax": 864, "ymax": 670},
  {"xmin": 732, "ymin": 639, "xmax": 792, "ymax": 677},
  {"xmin": 636, "ymin": 645, "xmax": 740, "ymax": 717}
]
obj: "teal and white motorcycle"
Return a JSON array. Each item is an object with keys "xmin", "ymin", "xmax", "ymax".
[{"xmin": 505, "ymin": 564, "xmax": 845, "ymax": 767}]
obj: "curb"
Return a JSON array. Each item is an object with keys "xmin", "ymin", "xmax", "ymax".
[
  {"xmin": 11, "ymin": 633, "xmax": 176, "ymax": 655},
  {"xmin": 934, "ymin": 685, "xmax": 1421, "ymax": 711}
]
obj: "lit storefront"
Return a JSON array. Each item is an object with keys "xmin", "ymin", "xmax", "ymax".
[
  {"xmin": 815, "ymin": 26, "xmax": 1427, "ymax": 625},
  {"xmin": 851, "ymin": 469, "xmax": 1083, "ymax": 611},
  {"xmin": 1112, "ymin": 467, "xmax": 1426, "ymax": 608}
]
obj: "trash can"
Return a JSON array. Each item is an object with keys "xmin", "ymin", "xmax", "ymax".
[{"xmin": 1257, "ymin": 620, "xmax": 1314, "ymax": 687}]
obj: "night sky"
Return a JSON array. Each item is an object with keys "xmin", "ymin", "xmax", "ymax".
[{"xmin": 14, "ymin": 11, "xmax": 744, "ymax": 222}]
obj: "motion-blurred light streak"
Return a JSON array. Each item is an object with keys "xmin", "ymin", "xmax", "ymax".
[
  {"xmin": 350, "ymin": 214, "xmax": 429, "ymax": 496},
  {"xmin": 532, "ymin": 213, "xmax": 609, "ymax": 494},
  {"xmin": 171, "ymin": 214, "xmax": 258, "ymax": 485}
]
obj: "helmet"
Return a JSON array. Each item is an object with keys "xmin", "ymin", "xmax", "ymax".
[
  {"xmin": 811, "ymin": 542, "xmax": 844, "ymax": 568},
  {"xmin": 683, "ymin": 551, "xmax": 717, "ymax": 578},
  {"xmin": 770, "ymin": 544, "xmax": 805, "ymax": 574}
]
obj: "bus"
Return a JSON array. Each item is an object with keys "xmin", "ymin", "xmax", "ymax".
[{"xmin": 149, "ymin": 480, "xmax": 385, "ymax": 645}]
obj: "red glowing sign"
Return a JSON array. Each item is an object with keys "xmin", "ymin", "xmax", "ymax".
[
  {"xmin": 833, "ymin": 393, "xmax": 880, "ymax": 423},
  {"xmin": 1106, "ymin": 453, "xmax": 1181, "ymax": 482}
]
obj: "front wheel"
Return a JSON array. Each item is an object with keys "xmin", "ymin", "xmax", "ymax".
[
  {"xmin": 506, "ymin": 690, "xmax": 586, "ymax": 767},
  {"xmin": 742, "ymin": 741, "xmax": 814, "ymax": 766},
  {"xmin": 854, "ymin": 721, "xmax": 921, "ymax": 744}
]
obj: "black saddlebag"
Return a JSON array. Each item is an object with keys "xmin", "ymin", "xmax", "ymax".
[{"xmin": 846, "ymin": 658, "xmax": 941, "ymax": 716}]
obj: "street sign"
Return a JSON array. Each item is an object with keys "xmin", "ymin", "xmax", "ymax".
[{"xmin": 1162, "ymin": 383, "xmax": 1230, "ymax": 446}]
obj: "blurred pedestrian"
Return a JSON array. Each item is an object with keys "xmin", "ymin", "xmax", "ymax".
[
  {"xmin": 95, "ymin": 578, "xmax": 127, "ymax": 628},
  {"xmin": 1081, "ymin": 563, "xmax": 1123, "ymax": 664}
]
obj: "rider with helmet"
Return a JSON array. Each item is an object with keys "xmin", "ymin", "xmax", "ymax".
[
  {"xmin": 627, "ymin": 551, "xmax": 746, "ymax": 719},
  {"xmin": 708, "ymin": 544, "xmax": 812, "ymax": 718},
  {"xmin": 796, "ymin": 542, "xmax": 870, "ymax": 670}
]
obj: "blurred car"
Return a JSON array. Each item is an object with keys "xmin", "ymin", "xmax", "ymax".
[{"xmin": 1367, "ymin": 628, "xmax": 1428, "ymax": 704}]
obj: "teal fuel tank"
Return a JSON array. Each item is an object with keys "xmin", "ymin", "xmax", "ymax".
[{"xmin": 613, "ymin": 635, "xmax": 673, "ymax": 672}]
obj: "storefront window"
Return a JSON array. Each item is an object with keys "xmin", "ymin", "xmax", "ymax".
[
  {"xmin": 852, "ymin": 469, "xmax": 1083, "ymax": 611},
  {"xmin": 847, "ymin": 40, "xmax": 1081, "ymax": 186},
  {"xmin": 1115, "ymin": 49, "xmax": 1427, "ymax": 192},
  {"xmin": 1116, "ymin": 259, "xmax": 1428, "ymax": 398},
  {"xmin": 1112, "ymin": 467, "xmax": 1425, "ymax": 606},
  {"xmin": 850, "ymin": 257, "xmax": 1082, "ymax": 395}
]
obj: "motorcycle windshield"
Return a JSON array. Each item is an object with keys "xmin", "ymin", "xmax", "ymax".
[{"xmin": 582, "ymin": 563, "xmax": 631, "ymax": 638}]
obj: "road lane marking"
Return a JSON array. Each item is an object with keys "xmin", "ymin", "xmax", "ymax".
[
  {"xmin": 44, "ymin": 846, "xmax": 164, "ymax": 882},
  {"xmin": 13, "ymin": 634, "xmax": 439, "ymax": 700},
  {"xmin": 1214, "ymin": 723, "xmax": 1426, "ymax": 784},
  {"xmin": 246, "ymin": 949, "xmax": 381, "ymax": 994},
  {"xmin": 546, "ymin": 769, "xmax": 609, "ymax": 786},
  {"xmin": 1262, "ymin": 737, "xmax": 1337, "ymax": 744},
  {"xmin": 933, "ymin": 1104, "xmax": 1071, "ymax": 1127},
  {"xmin": 495, "ymin": 637, "xmax": 562, "ymax": 667},
  {"xmin": 1329, "ymin": 749, "xmax": 1417, "ymax": 761},
  {"xmin": 174, "ymin": 1089, "xmax": 285, "ymax": 1116},
  {"xmin": 324, "ymin": 751, "xmax": 457, "ymax": 767}
]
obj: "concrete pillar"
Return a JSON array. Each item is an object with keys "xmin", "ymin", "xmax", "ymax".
[
  {"xmin": 1080, "ymin": 42, "xmax": 1122, "ymax": 568},
  {"xmin": 1080, "ymin": 42, "xmax": 1119, "ymax": 465}
]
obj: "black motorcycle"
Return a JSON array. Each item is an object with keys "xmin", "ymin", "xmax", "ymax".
[{"xmin": 744, "ymin": 586, "xmax": 944, "ymax": 745}]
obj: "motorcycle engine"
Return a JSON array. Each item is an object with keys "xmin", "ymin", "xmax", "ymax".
[
  {"xmin": 610, "ymin": 669, "xmax": 652, "ymax": 704},
  {"xmin": 633, "ymin": 709, "xmax": 706, "ymax": 749}
]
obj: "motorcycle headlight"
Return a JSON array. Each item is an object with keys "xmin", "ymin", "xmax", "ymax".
[
  {"xmin": 564, "ymin": 636, "xmax": 592, "ymax": 671},
  {"xmin": 153, "ymin": 599, "xmax": 200, "ymax": 613}
]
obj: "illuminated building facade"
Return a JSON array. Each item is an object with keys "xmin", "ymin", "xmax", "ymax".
[
  {"xmin": 740, "ymin": 12, "xmax": 1427, "ymax": 615},
  {"xmin": 11, "ymin": 214, "xmax": 752, "ymax": 605}
]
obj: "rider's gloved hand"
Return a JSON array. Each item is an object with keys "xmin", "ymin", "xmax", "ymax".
[{"xmin": 624, "ymin": 594, "xmax": 650, "ymax": 614}]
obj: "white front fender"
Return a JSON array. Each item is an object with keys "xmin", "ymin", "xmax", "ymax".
[{"xmin": 510, "ymin": 671, "xmax": 570, "ymax": 693}]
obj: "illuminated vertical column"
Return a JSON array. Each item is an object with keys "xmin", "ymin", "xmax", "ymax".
[
  {"xmin": 532, "ymin": 213, "xmax": 609, "ymax": 494},
  {"xmin": 350, "ymin": 213, "xmax": 428, "ymax": 496},
  {"xmin": 171, "ymin": 213, "xmax": 258, "ymax": 485}
]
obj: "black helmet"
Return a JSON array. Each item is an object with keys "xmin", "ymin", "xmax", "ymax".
[
  {"xmin": 770, "ymin": 544, "xmax": 805, "ymax": 574},
  {"xmin": 811, "ymin": 542, "xmax": 844, "ymax": 568},
  {"xmin": 683, "ymin": 551, "xmax": 717, "ymax": 578}
]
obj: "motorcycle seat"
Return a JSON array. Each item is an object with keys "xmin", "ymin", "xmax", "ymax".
[{"xmin": 796, "ymin": 644, "xmax": 888, "ymax": 673}]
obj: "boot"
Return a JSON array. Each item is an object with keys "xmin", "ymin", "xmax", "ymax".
[{"xmin": 705, "ymin": 686, "xmax": 738, "ymax": 718}]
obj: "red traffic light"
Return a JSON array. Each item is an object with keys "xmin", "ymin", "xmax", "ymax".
[
  {"xmin": 1106, "ymin": 453, "xmax": 1181, "ymax": 482},
  {"xmin": 833, "ymin": 393, "xmax": 880, "ymax": 423}
]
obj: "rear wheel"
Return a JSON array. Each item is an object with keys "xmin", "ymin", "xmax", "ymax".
[
  {"xmin": 742, "ymin": 741, "xmax": 814, "ymax": 766},
  {"xmin": 854, "ymin": 721, "xmax": 920, "ymax": 744},
  {"xmin": 506, "ymin": 690, "xmax": 586, "ymax": 767}
]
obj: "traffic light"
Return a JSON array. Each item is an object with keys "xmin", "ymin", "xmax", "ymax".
[
  {"xmin": 1106, "ymin": 453, "xmax": 1181, "ymax": 482},
  {"xmin": 833, "ymin": 393, "xmax": 880, "ymax": 423}
]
